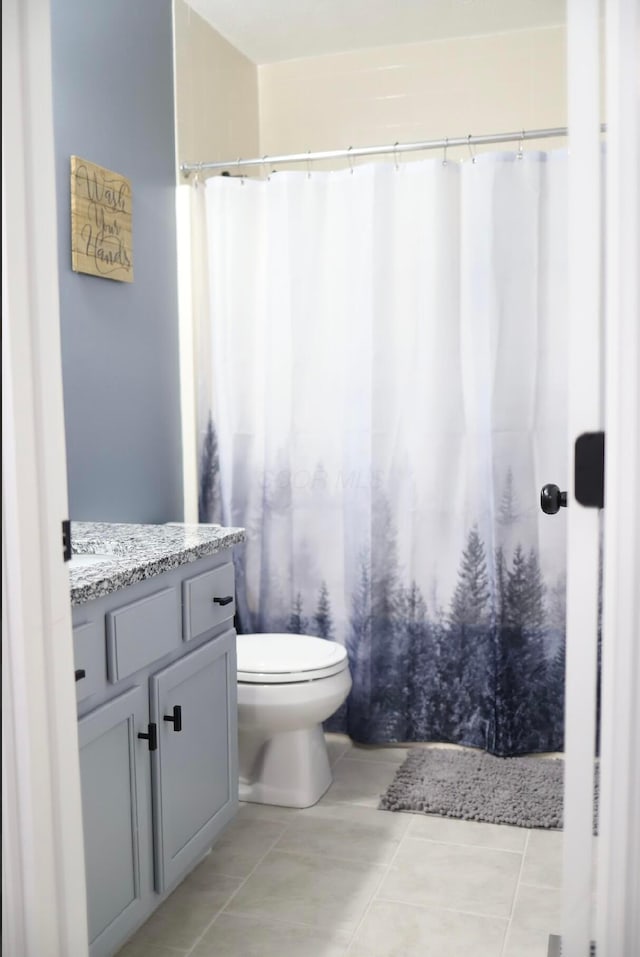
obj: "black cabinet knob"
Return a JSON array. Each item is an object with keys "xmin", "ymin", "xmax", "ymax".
[
  {"xmin": 540, "ymin": 483, "xmax": 568, "ymax": 515},
  {"xmin": 163, "ymin": 705, "xmax": 182, "ymax": 732},
  {"xmin": 74, "ymin": 669, "xmax": 86, "ymax": 682},
  {"xmin": 213, "ymin": 595, "xmax": 233, "ymax": 606}
]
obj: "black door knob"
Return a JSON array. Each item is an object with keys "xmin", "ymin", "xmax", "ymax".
[{"xmin": 540, "ymin": 483, "xmax": 568, "ymax": 515}]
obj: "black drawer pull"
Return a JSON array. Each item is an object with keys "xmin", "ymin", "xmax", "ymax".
[
  {"xmin": 137, "ymin": 723, "xmax": 157, "ymax": 751},
  {"xmin": 74, "ymin": 669, "xmax": 86, "ymax": 682},
  {"xmin": 163, "ymin": 705, "xmax": 182, "ymax": 732},
  {"xmin": 213, "ymin": 595, "xmax": 233, "ymax": 606}
]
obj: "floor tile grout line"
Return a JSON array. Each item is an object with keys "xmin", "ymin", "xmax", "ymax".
[
  {"xmin": 320, "ymin": 799, "xmax": 394, "ymax": 810},
  {"xmin": 500, "ymin": 827, "xmax": 531, "ymax": 957},
  {"xmin": 219, "ymin": 906, "xmax": 355, "ymax": 936},
  {"xmin": 267, "ymin": 826, "xmax": 525, "ymax": 868},
  {"xmin": 156, "ymin": 743, "xmax": 558, "ymax": 957},
  {"xmin": 328, "ymin": 740, "xmax": 353, "ymax": 770},
  {"xmin": 182, "ymin": 825, "xmax": 288, "ymax": 957},
  {"xmin": 401, "ymin": 830, "xmax": 527, "ymax": 855},
  {"xmin": 518, "ymin": 880, "xmax": 562, "ymax": 889},
  {"xmin": 373, "ymin": 894, "xmax": 513, "ymax": 923},
  {"xmin": 264, "ymin": 844, "xmax": 406, "ymax": 868},
  {"xmin": 197, "ymin": 792, "xmax": 406, "ymax": 955},
  {"xmin": 339, "ymin": 818, "xmax": 527, "ymax": 953},
  {"xmin": 166, "ymin": 810, "xmax": 545, "ymax": 957},
  {"xmin": 181, "ymin": 786, "xmax": 403, "ymax": 955},
  {"xmin": 343, "ymin": 798, "xmax": 414, "ymax": 954}
]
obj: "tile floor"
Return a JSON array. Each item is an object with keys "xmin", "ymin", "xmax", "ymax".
[{"xmin": 117, "ymin": 735, "xmax": 562, "ymax": 957}]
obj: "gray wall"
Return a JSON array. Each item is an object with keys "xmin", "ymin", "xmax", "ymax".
[{"xmin": 51, "ymin": 0, "xmax": 183, "ymax": 523}]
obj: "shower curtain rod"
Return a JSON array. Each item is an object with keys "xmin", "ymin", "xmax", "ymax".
[{"xmin": 180, "ymin": 124, "xmax": 607, "ymax": 176}]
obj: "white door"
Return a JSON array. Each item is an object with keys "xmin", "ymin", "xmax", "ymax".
[
  {"xmin": 2, "ymin": 0, "xmax": 88, "ymax": 954},
  {"xmin": 596, "ymin": 1, "xmax": 640, "ymax": 956},
  {"xmin": 563, "ymin": 2, "xmax": 640, "ymax": 956},
  {"xmin": 561, "ymin": 2, "xmax": 603, "ymax": 955}
]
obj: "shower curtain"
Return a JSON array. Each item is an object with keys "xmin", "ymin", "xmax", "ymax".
[{"xmin": 195, "ymin": 151, "xmax": 569, "ymax": 757}]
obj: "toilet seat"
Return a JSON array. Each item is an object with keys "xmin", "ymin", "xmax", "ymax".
[{"xmin": 237, "ymin": 633, "xmax": 349, "ymax": 684}]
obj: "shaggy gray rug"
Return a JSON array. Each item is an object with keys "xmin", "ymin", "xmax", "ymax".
[{"xmin": 379, "ymin": 747, "xmax": 565, "ymax": 829}]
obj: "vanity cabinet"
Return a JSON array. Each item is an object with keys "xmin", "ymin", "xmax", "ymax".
[
  {"xmin": 73, "ymin": 550, "xmax": 239, "ymax": 957},
  {"xmin": 78, "ymin": 686, "xmax": 153, "ymax": 956},
  {"xmin": 151, "ymin": 629, "xmax": 237, "ymax": 892}
]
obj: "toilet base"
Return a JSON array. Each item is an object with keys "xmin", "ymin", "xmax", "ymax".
[{"xmin": 239, "ymin": 724, "xmax": 332, "ymax": 808}]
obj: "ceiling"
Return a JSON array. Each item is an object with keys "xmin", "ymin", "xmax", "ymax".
[{"xmin": 184, "ymin": 0, "xmax": 566, "ymax": 65}]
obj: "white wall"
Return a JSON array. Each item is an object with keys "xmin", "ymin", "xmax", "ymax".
[
  {"xmin": 258, "ymin": 27, "xmax": 568, "ymax": 164},
  {"xmin": 174, "ymin": 14, "xmax": 571, "ymax": 169},
  {"xmin": 174, "ymin": 0, "xmax": 260, "ymax": 173}
]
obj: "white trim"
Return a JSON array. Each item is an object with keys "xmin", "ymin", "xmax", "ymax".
[
  {"xmin": 562, "ymin": 2, "xmax": 602, "ymax": 954},
  {"xmin": 173, "ymin": 0, "xmax": 198, "ymax": 524},
  {"xmin": 2, "ymin": 513, "xmax": 27, "ymax": 957},
  {"xmin": 597, "ymin": 0, "xmax": 640, "ymax": 954},
  {"xmin": 2, "ymin": 0, "xmax": 88, "ymax": 954},
  {"xmin": 177, "ymin": 186, "xmax": 199, "ymax": 523}
]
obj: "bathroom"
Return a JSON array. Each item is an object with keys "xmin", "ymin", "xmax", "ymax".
[{"xmin": 2, "ymin": 1, "xmax": 639, "ymax": 957}]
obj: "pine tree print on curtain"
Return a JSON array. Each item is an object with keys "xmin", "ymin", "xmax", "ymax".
[
  {"xmin": 200, "ymin": 149, "xmax": 569, "ymax": 757},
  {"xmin": 447, "ymin": 526, "xmax": 493, "ymax": 749},
  {"xmin": 198, "ymin": 414, "xmax": 221, "ymax": 524}
]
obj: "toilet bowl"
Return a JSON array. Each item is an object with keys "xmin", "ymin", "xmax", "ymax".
[{"xmin": 236, "ymin": 633, "xmax": 352, "ymax": 808}]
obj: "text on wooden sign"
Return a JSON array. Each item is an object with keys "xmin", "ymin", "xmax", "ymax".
[{"xmin": 70, "ymin": 156, "xmax": 133, "ymax": 282}]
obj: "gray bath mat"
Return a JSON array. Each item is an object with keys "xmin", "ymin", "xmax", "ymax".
[{"xmin": 379, "ymin": 747, "xmax": 565, "ymax": 829}]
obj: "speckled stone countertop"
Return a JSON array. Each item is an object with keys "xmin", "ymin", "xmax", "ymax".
[{"xmin": 69, "ymin": 521, "xmax": 245, "ymax": 606}]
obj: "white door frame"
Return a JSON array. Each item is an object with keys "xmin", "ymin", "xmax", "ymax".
[
  {"xmin": 564, "ymin": 0, "xmax": 640, "ymax": 955},
  {"xmin": 2, "ymin": 0, "xmax": 88, "ymax": 955},
  {"xmin": 597, "ymin": 0, "xmax": 640, "ymax": 954},
  {"xmin": 563, "ymin": 2, "xmax": 602, "ymax": 952}
]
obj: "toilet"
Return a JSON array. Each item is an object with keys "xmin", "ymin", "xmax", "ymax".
[{"xmin": 236, "ymin": 633, "xmax": 352, "ymax": 808}]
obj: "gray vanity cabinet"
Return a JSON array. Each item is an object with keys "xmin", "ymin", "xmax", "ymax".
[
  {"xmin": 150, "ymin": 628, "xmax": 238, "ymax": 892},
  {"xmin": 73, "ymin": 548, "xmax": 240, "ymax": 957},
  {"xmin": 78, "ymin": 685, "xmax": 153, "ymax": 957}
]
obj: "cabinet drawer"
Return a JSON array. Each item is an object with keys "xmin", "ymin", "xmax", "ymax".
[
  {"xmin": 73, "ymin": 621, "xmax": 105, "ymax": 703},
  {"xmin": 106, "ymin": 588, "xmax": 179, "ymax": 682},
  {"xmin": 182, "ymin": 563, "xmax": 235, "ymax": 642}
]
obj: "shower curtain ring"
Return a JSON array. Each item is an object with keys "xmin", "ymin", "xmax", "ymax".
[
  {"xmin": 394, "ymin": 142, "xmax": 400, "ymax": 171},
  {"xmin": 467, "ymin": 135, "xmax": 476, "ymax": 164},
  {"xmin": 518, "ymin": 129, "xmax": 525, "ymax": 160},
  {"xmin": 262, "ymin": 155, "xmax": 271, "ymax": 181},
  {"xmin": 307, "ymin": 151, "xmax": 312, "ymax": 179},
  {"xmin": 237, "ymin": 157, "xmax": 245, "ymax": 185},
  {"xmin": 442, "ymin": 137, "xmax": 449, "ymax": 167},
  {"xmin": 347, "ymin": 146, "xmax": 354, "ymax": 175}
]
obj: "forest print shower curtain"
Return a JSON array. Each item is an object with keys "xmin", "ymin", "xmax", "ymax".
[{"xmin": 195, "ymin": 150, "xmax": 569, "ymax": 757}]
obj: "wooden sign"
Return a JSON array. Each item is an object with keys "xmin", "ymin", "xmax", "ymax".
[{"xmin": 70, "ymin": 156, "xmax": 133, "ymax": 282}]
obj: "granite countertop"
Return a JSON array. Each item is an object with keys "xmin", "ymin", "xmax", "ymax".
[{"xmin": 69, "ymin": 521, "xmax": 245, "ymax": 606}]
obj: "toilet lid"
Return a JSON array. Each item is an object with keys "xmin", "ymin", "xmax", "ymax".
[{"xmin": 237, "ymin": 633, "xmax": 349, "ymax": 683}]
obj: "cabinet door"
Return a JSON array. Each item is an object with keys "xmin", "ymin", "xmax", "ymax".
[
  {"xmin": 150, "ymin": 629, "xmax": 238, "ymax": 892},
  {"xmin": 78, "ymin": 685, "xmax": 152, "ymax": 957}
]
